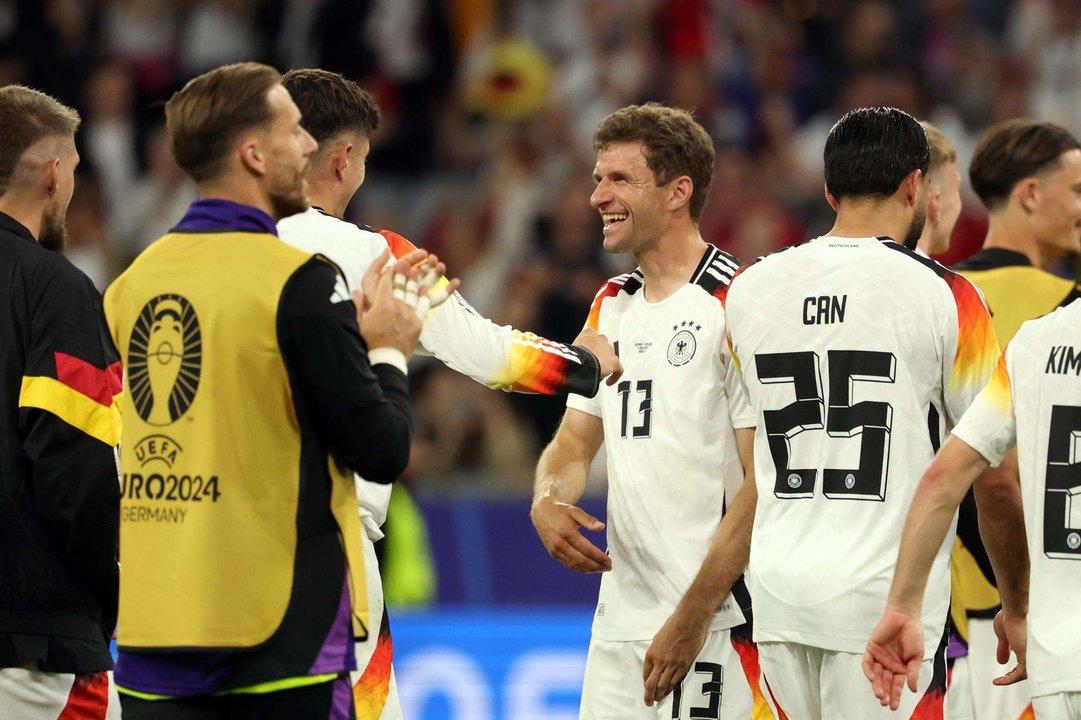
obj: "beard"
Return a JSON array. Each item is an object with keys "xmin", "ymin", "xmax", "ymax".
[
  {"xmin": 267, "ymin": 164, "xmax": 309, "ymax": 221},
  {"xmin": 38, "ymin": 204, "xmax": 68, "ymax": 252},
  {"xmin": 902, "ymin": 204, "xmax": 927, "ymax": 250}
]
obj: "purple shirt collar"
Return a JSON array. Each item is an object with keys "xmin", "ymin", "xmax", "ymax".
[{"xmin": 173, "ymin": 199, "xmax": 278, "ymax": 236}]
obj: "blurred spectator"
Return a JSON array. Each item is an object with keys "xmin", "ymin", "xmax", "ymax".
[
  {"xmin": 6, "ymin": 0, "xmax": 1078, "ymax": 495},
  {"xmin": 1026, "ymin": 0, "xmax": 1081, "ymax": 139}
]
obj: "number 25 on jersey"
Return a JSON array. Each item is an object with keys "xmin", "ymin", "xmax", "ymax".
[{"xmin": 755, "ymin": 350, "xmax": 896, "ymax": 502}]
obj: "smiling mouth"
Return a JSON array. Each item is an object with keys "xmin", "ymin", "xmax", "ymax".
[{"xmin": 602, "ymin": 213, "xmax": 627, "ymax": 229}]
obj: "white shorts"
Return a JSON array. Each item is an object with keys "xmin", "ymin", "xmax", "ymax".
[
  {"xmin": 580, "ymin": 625, "xmax": 778, "ymax": 719},
  {"xmin": 1033, "ymin": 692, "xmax": 1081, "ymax": 720},
  {"xmin": 757, "ymin": 640, "xmax": 946, "ymax": 720},
  {"xmin": 351, "ymin": 534, "xmax": 402, "ymax": 720},
  {"xmin": 0, "ymin": 667, "xmax": 121, "ymax": 720},
  {"xmin": 946, "ymin": 655, "xmax": 973, "ymax": 720},
  {"xmin": 966, "ymin": 617, "xmax": 1033, "ymax": 720}
]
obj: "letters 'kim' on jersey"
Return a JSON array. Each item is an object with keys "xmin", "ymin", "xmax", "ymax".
[
  {"xmin": 722, "ymin": 236, "xmax": 998, "ymax": 657},
  {"xmin": 567, "ymin": 246, "xmax": 749, "ymax": 642},
  {"xmin": 952, "ymin": 300, "xmax": 1081, "ymax": 698}
]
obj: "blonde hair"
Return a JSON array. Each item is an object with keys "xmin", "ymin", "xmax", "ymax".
[
  {"xmin": 920, "ymin": 120, "xmax": 957, "ymax": 172},
  {"xmin": 0, "ymin": 85, "xmax": 80, "ymax": 197}
]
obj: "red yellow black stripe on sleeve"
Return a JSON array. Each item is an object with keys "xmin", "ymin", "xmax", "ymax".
[
  {"xmin": 946, "ymin": 272, "xmax": 1000, "ymax": 394},
  {"xmin": 19, "ymin": 352, "xmax": 123, "ymax": 446}
]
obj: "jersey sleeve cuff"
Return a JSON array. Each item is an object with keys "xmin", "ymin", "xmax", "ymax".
[
  {"xmin": 566, "ymin": 392, "xmax": 602, "ymax": 418},
  {"xmin": 569, "ymin": 345, "xmax": 602, "ymax": 398},
  {"xmin": 368, "ymin": 348, "xmax": 408, "ymax": 376},
  {"xmin": 950, "ymin": 426, "xmax": 1007, "ymax": 468}
]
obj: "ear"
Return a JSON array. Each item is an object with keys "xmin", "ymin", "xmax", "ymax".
[
  {"xmin": 1014, "ymin": 177, "xmax": 1039, "ymax": 214},
  {"xmin": 824, "ymin": 183, "xmax": 839, "ymax": 212},
  {"xmin": 903, "ymin": 168, "xmax": 923, "ymax": 207},
  {"xmin": 238, "ymin": 136, "xmax": 266, "ymax": 177},
  {"xmin": 927, "ymin": 188, "xmax": 942, "ymax": 224},
  {"xmin": 333, "ymin": 143, "xmax": 353, "ymax": 182},
  {"xmin": 44, "ymin": 157, "xmax": 60, "ymax": 197},
  {"xmin": 668, "ymin": 175, "xmax": 693, "ymax": 213}
]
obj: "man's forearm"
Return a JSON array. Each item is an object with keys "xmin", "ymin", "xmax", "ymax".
[
  {"xmin": 889, "ymin": 437, "xmax": 986, "ymax": 613},
  {"xmin": 533, "ymin": 440, "xmax": 589, "ymax": 506},
  {"xmin": 674, "ymin": 480, "xmax": 755, "ymax": 621},
  {"xmin": 975, "ymin": 451, "xmax": 1029, "ymax": 615}
]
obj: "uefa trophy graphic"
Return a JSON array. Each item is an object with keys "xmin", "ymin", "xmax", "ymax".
[{"xmin": 129, "ymin": 295, "xmax": 201, "ymax": 427}]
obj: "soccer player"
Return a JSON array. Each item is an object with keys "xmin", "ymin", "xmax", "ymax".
[
  {"xmin": 275, "ymin": 68, "xmax": 621, "ymax": 719},
  {"xmin": 914, "ymin": 121, "xmax": 961, "ymax": 260},
  {"xmin": 863, "ymin": 301, "xmax": 1081, "ymax": 717},
  {"xmin": 532, "ymin": 103, "xmax": 776, "ymax": 719},
  {"xmin": 105, "ymin": 62, "xmax": 430, "ymax": 719},
  {"xmin": 957, "ymin": 120, "xmax": 1081, "ymax": 344},
  {"xmin": 0, "ymin": 86, "xmax": 122, "ymax": 718},
  {"xmin": 650, "ymin": 107, "xmax": 1001, "ymax": 719},
  {"xmin": 948, "ymin": 119, "xmax": 1081, "ymax": 720}
]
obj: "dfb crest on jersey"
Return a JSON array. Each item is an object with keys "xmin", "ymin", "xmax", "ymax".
[{"xmin": 667, "ymin": 321, "xmax": 699, "ymax": 366}]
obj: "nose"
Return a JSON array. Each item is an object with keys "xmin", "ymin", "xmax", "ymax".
[
  {"xmin": 303, "ymin": 128, "xmax": 318, "ymax": 158},
  {"xmin": 590, "ymin": 180, "xmax": 610, "ymax": 209}
]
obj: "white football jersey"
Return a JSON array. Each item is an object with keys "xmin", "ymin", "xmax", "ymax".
[
  {"xmin": 952, "ymin": 299, "xmax": 1081, "ymax": 697},
  {"xmin": 723, "ymin": 236, "xmax": 998, "ymax": 656},
  {"xmin": 278, "ymin": 208, "xmax": 599, "ymax": 537},
  {"xmin": 567, "ymin": 246, "xmax": 749, "ymax": 641}
]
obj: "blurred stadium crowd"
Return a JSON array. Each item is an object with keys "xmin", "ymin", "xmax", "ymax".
[{"xmin": 3, "ymin": 0, "xmax": 1079, "ymax": 494}]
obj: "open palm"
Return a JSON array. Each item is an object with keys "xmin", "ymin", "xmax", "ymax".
[{"xmin": 863, "ymin": 608, "xmax": 925, "ymax": 711}]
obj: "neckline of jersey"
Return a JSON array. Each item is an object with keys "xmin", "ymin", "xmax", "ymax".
[{"xmin": 634, "ymin": 280, "xmax": 695, "ymax": 308}]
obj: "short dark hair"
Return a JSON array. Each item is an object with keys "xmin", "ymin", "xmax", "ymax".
[
  {"xmin": 165, "ymin": 62, "xmax": 282, "ymax": 183},
  {"xmin": 824, "ymin": 107, "xmax": 930, "ymax": 201},
  {"xmin": 592, "ymin": 103, "xmax": 715, "ymax": 221},
  {"xmin": 969, "ymin": 120, "xmax": 1081, "ymax": 211},
  {"xmin": 0, "ymin": 85, "xmax": 80, "ymax": 197},
  {"xmin": 281, "ymin": 69, "xmax": 381, "ymax": 147}
]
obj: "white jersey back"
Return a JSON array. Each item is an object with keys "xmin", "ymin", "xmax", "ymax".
[
  {"xmin": 723, "ymin": 236, "xmax": 998, "ymax": 655},
  {"xmin": 567, "ymin": 246, "xmax": 748, "ymax": 641},
  {"xmin": 952, "ymin": 300, "xmax": 1081, "ymax": 697}
]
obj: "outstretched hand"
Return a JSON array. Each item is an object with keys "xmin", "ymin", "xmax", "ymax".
[
  {"xmin": 358, "ymin": 248, "xmax": 461, "ymax": 323},
  {"xmin": 863, "ymin": 607, "xmax": 924, "ymax": 711}
]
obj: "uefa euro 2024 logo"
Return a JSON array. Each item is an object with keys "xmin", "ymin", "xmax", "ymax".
[{"xmin": 127, "ymin": 294, "xmax": 202, "ymax": 426}]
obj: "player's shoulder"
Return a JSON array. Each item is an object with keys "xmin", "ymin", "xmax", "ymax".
[
  {"xmin": 279, "ymin": 207, "xmax": 385, "ymax": 245},
  {"xmin": 875, "ymin": 237, "xmax": 957, "ymax": 280},
  {"xmin": 689, "ymin": 245, "xmax": 742, "ymax": 301},
  {"xmin": 723, "ymin": 238, "xmax": 808, "ymax": 295},
  {"xmin": 593, "ymin": 269, "xmax": 644, "ymax": 302},
  {"xmin": 1017, "ymin": 298, "xmax": 1081, "ymax": 345},
  {"xmin": 584, "ymin": 269, "xmax": 643, "ymax": 329}
]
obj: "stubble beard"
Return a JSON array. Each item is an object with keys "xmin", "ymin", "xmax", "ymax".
[
  {"xmin": 902, "ymin": 205, "xmax": 927, "ymax": 250},
  {"xmin": 267, "ymin": 165, "xmax": 309, "ymax": 221},
  {"xmin": 38, "ymin": 203, "xmax": 68, "ymax": 252}
]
